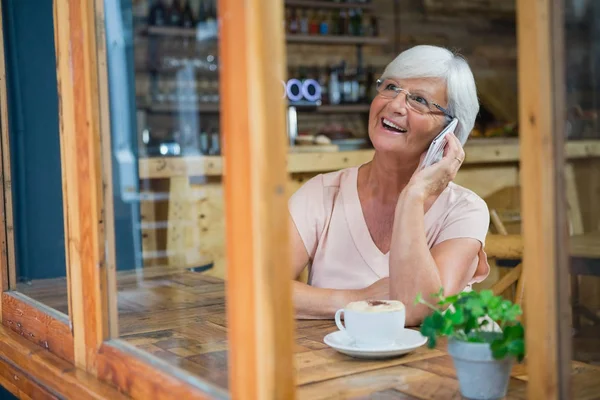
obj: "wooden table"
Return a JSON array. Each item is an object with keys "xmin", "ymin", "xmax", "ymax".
[{"xmin": 112, "ymin": 270, "xmax": 600, "ymax": 399}]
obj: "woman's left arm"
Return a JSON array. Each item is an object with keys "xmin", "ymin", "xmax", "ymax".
[{"xmin": 389, "ymin": 133, "xmax": 481, "ymax": 326}]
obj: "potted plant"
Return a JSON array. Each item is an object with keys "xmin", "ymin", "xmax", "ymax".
[{"xmin": 415, "ymin": 289, "xmax": 525, "ymax": 400}]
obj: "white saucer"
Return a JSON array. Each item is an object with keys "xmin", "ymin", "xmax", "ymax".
[{"xmin": 323, "ymin": 329, "xmax": 428, "ymax": 359}]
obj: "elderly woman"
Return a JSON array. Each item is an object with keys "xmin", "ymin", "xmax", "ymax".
[{"xmin": 289, "ymin": 45, "xmax": 490, "ymax": 326}]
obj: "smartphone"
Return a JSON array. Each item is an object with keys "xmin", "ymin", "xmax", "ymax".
[{"xmin": 418, "ymin": 118, "xmax": 459, "ymax": 170}]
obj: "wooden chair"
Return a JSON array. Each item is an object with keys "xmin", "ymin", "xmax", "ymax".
[
  {"xmin": 486, "ymin": 231, "xmax": 526, "ymax": 314},
  {"xmin": 484, "ymin": 164, "xmax": 587, "ymax": 327}
]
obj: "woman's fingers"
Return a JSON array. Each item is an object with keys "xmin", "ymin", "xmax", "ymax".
[{"xmin": 441, "ymin": 134, "xmax": 464, "ymax": 177}]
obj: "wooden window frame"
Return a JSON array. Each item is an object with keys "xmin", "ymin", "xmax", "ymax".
[
  {"xmin": 517, "ymin": 0, "xmax": 572, "ymax": 398},
  {"xmin": 0, "ymin": 0, "xmax": 577, "ymax": 398},
  {"xmin": 0, "ymin": 0, "xmax": 296, "ymax": 398},
  {"xmin": 0, "ymin": 0, "xmax": 75, "ymax": 366}
]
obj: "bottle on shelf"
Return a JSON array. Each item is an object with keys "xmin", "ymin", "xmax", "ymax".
[
  {"xmin": 196, "ymin": 0, "xmax": 207, "ymax": 30},
  {"xmin": 318, "ymin": 66, "xmax": 329, "ymax": 105},
  {"xmin": 338, "ymin": 9, "xmax": 349, "ymax": 35},
  {"xmin": 309, "ymin": 10, "xmax": 320, "ymax": 35},
  {"xmin": 340, "ymin": 63, "xmax": 353, "ymax": 104},
  {"xmin": 168, "ymin": 0, "xmax": 183, "ymax": 26},
  {"xmin": 285, "ymin": 8, "xmax": 292, "ymax": 33},
  {"xmin": 299, "ymin": 9, "xmax": 309, "ymax": 34},
  {"xmin": 209, "ymin": 128, "xmax": 221, "ymax": 155},
  {"xmin": 319, "ymin": 11, "xmax": 329, "ymax": 35},
  {"xmin": 353, "ymin": 9, "xmax": 364, "ymax": 36},
  {"xmin": 206, "ymin": 0, "xmax": 218, "ymax": 37},
  {"xmin": 361, "ymin": 11, "xmax": 372, "ymax": 37},
  {"xmin": 289, "ymin": 8, "xmax": 299, "ymax": 34},
  {"xmin": 348, "ymin": 9, "xmax": 356, "ymax": 36},
  {"xmin": 370, "ymin": 15, "xmax": 378, "ymax": 37},
  {"xmin": 148, "ymin": 0, "xmax": 168, "ymax": 27},
  {"xmin": 181, "ymin": 0, "xmax": 195, "ymax": 28},
  {"xmin": 357, "ymin": 65, "xmax": 368, "ymax": 103},
  {"xmin": 199, "ymin": 126, "xmax": 210, "ymax": 155},
  {"xmin": 330, "ymin": 10, "xmax": 340, "ymax": 35},
  {"xmin": 329, "ymin": 64, "xmax": 341, "ymax": 105}
]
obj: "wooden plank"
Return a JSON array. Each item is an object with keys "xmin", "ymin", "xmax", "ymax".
[
  {"xmin": 485, "ymin": 234, "xmax": 524, "ymax": 259},
  {"xmin": 565, "ymin": 163, "xmax": 584, "ymax": 235},
  {"xmin": 139, "ymin": 156, "xmax": 223, "ymax": 179},
  {"xmin": 295, "ymin": 347, "xmax": 444, "ymax": 386},
  {"xmin": 284, "ymin": 0, "xmax": 376, "ymax": 11},
  {"xmin": 97, "ymin": 341, "xmax": 227, "ymax": 400},
  {"xmin": 53, "ymin": 0, "xmax": 109, "ymax": 372},
  {"xmin": 2, "ymin": 292, "xmax": 74, "ymax": 364},
  {"xmin": 137, "ymin": 140, "xmax": 600, "ymax": 179},
  {"xmin": 219, "ymin": 0, "xmax": 296, "ymax": 398},
  {"xmin": 93, "ymin": 0, "xmax": 119, "ymax": 341},
  {"xmin": 286, "ymin": 34, "xmax": 388, "ymax": 45},
  {"xmin": 0, "ymin": 356, "xmax": 60, "ymax": 400},
  {"xmin": 0, "ymin": 0, "xmax": 16, "ymax": 294},
  {"xmin": 167, "ymin": 177, "xmax": 195, "ymax": 267},
  {"xmin": 517, "ymin": 0, "xmax": 571, "ymax": 399},
  {"xmin": 0, "ymin": 325, "xmax": 129, "ymax": 400}
]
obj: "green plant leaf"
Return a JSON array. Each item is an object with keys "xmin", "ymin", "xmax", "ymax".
[
  {"xmin": 504, "ymin": 323, "xmax": 525, "ymax": 341},
  {"xmin": 417, "ymin": 289, "xmax": 526, "ymax": 361},
  {"xmin": 465, "ymin": 297, "xmax": 485, "ymax": 317},
  {"xmin": 488, "ymin": 295, "xmax": 501, "ymax": 309},
  {"xmin": 480, "ymin": 289, "xmax": 494, "ymax": 305},
  {"xmin": 447, "ymin": 308, "xmax": 465, "ymax": 325},
  {"xmin": 491, "ymin": 339, "xmax": 509, "ymax": 359},
  {"xmin": 414, "ymin": 293, "xmax": 423, "ymax": 305},
  {"xmin": 508, "ymin": 339, "xmax": 525, "ymax": 361}
]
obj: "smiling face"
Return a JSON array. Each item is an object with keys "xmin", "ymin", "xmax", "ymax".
[{"xmin": 368, "ymin": 77, "xmax": 450, "ymax": 158}]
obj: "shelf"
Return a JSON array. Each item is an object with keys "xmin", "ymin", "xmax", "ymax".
[
  {"xmin": 142, "ymin": 26, "xmax": 386, "ymax": 46},
  {"xmin": 138, "ymin": 139, "xmax": 600, "ymax": 179},
  {"xmin": 285, "ymin": 0, "xmax": 375, "ymax": 10},
  {"xmin": 286, "ymin": 34, "xmax": 387, "ymax": 45},
  {"xmin": 296, "ymin": 104, "xmax": 371, "ymax": 113},
  {"xmin": 141, "ymin": 103, "xmax": 220, "ymax": 113},
  {"xmin": 144, "ymin": 25, "xmax": 198, "ymax": 38},
  {"xmin": 140, "ymin": 103, "xmax": 369, "ymax": 114}
]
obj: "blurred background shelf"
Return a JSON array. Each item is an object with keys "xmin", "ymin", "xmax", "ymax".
[
  {"xmin": 286, "ymin": 34, "xmax": 387, "ymax": 45},
  {"xmin": 140, "ymin": 103, "xmax": 370, "ymax": 114},
  {"xmin": 284, "ymin": 0, "xmax": 376, "ymax": 11}
]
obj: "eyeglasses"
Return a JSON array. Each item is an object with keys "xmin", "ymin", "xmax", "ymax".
[{"xmin": 375, "ymin": 79, "xmax": 454, "ymax": 120}]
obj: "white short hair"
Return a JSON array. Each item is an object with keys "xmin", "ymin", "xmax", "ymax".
[{"xmin": 381, "ymin": 45, "xmax": 479, "ymax": 145}]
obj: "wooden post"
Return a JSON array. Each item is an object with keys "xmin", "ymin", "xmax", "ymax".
[
  {"xmin": 517, "ymin": 0, "xmax": 572, "ymax": 398},
  {"xmin": 219, "ymin": 0, "xmax": 296, "ymax": 398},
  {"xmin": 53, "ymin": 0, "xmax": 111, "ymax": 372},
  {"xmin": 0, "ymin": 0, "xmax": 16, "ymax": 297}
]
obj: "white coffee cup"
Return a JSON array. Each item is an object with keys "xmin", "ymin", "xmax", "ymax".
[{"xmin": 334, "ymin": 300, "xmax": 406, "ymax": 347}]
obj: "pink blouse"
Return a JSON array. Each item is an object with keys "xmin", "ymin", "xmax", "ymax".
[{"xmin": 289, "ymin": 166, "xmax": 490, "ymax": 290}]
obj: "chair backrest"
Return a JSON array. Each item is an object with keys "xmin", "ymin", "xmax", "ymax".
[{"xmin": 490, "ymin": 261, "xmax": 525, "ymax": 309}]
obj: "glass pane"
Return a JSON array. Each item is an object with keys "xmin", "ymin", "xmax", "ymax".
[
  {"xmin": 287, "ymin": 1, "xmax": 525, "ymax": 397},
  {"xmin": 103, "ymin": 0, "xmax": 228, "ymax": 390},
  {"xmin": 1, "ymin": 0, "xmax": 68, "ymax": 314},
  {"xmin": 564, "ymin": 0, "xmax": 600, "ymax": 391}
]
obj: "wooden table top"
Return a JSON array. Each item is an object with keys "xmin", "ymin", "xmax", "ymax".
[
  {"xmin": 571, "ymin": 231, "xmax": 600, "ymax": 259},
  {"xmin": 114, "ymin": 270, "xmax": 600, "ymax": 399}
]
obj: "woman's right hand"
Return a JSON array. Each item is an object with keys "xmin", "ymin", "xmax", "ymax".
[
  {"xmin": 359, "ymin": 277, "xmax": 390, "ymax": 301},
  {"xmin": 408, "ymin": 132, "xmax": 465, "ymax": 198}
]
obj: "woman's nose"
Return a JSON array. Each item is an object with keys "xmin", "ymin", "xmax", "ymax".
[{"xmin": 388, "ymin": 92, "xmax": 408, "ymax": 115}]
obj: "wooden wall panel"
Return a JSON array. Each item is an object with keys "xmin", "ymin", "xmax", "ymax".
[
  {"xmin": 219, "ymin": 0, "xmax": 296, "ymax": 397},
  {"xmin": 53, "ymin": 0, "xmax": 110, "ymax": 372},
  {"xmin": 517, "ymin": 0, "xmax": 572, "ymax": 398},
  {"xmin": 1, "ymin": 293, "xmax": 74, "ymax": 364}
]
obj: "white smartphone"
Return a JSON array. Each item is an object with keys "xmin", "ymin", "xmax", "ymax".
[{"xmin": 418, "ymin": 118, "xmax": 459, "ymax": 170}]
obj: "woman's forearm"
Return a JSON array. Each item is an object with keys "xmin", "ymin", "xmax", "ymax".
[
  {"xmin": 292, "ymin": 281, "xmax": 355, "ymax": 319},
  {"xmin": 389, "ymin": 185, "xmax": 442, "ymax": 326}
]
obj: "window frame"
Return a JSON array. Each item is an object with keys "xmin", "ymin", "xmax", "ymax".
[{"xmin": 0, "ymin": 0, "xmax": 578, "ymax": 398}]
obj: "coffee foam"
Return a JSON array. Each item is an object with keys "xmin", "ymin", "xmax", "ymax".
[{"xmin": 346, "ymin": 300, "xmax": 405, "ymax": 313}]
